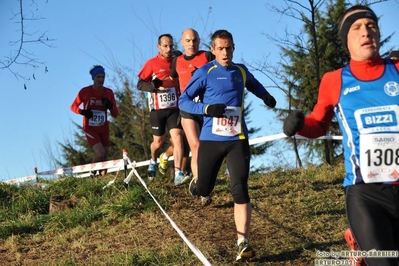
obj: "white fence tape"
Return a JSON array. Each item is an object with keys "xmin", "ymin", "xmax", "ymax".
[
  {"xmin": 3, "ymin": 175, "xmax": 37, "ymax": 186},
  {"xmin": 123, "ymin": 154, "xmax": 212, "ymax": 266},
  {"xmin": 2, "ymin": 133, "xmax": 343, "ymax": 185},
  {"xmin": 248, "ymin": 133, "xmax": 342, "ymax": 145}
]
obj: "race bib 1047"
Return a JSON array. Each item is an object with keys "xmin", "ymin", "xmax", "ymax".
[{"xmin": 211, "ymin": 106, "xmax": 242, "ymax": 136}]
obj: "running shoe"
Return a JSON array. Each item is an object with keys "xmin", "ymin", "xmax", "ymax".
[
  {"xmin": 158, "ymin": 153, "xmax": 168, "ymax": 175},
  {"xmin": 90, "ymin": 170, "xmax": 98, "ymax": 178},
  {"xmin": 200, "ymin": 196, "xmax": 212, "ymax": 206},
  {"xmin": 183, "ymin": 171, "xmax": 192, "ymax": 179},
  {"xmin": 189, "ymin": 177, "xmax": 199, "ymax": 196},
  {"xmin": 189, "ymin": 178, "xmax": 212, "ymax": 206},
  {"xmin": 344, "ymin": 228, "xmax": 365, "ymax": 266},
  {"xmin": 100, "ymin": 169, "xmax": 107, "ymax": 177},
  {"xmin": 174, "ymin": 171, "xmax": 191, "ymax": 186},
  {"xmin": 147, "ymin": 162, "xmax": 157, "ymax": 180},
  {"xmin": 236, "ymin": 241, "xmax": 255, "ymax": 261}
]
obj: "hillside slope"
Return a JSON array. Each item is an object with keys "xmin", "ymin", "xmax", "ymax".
[{"xmin": 0, "ymin": 163, "xmax": 350, "ymax": 265}]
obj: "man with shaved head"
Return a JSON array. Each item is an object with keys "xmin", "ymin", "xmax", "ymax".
[{"xmin": 170, "ymin": 28, "xmax": 215, "ymax": 205}]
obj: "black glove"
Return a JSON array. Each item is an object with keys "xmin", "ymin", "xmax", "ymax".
[
  {"xmin": 191, "ymin": 66, "xmax": 198, "ymax": 76},
  {"xmin": 262, "ymin": 93, "xmax": 276, "ymax": 108},
  {"xmin": 151, "ymin": 77, "xmax": 163, "ymax": 89},
  {"xmin": 101, "ymin": 98, "xmax": 113, "ymax": 109},
  {"xmin": 283, "ymin": 111, "xmax": 305, "ymax": 137},
  {"xmin": 205, "ymin": 104, "xmax": 226, "ymax": 118},
  {"xmin": 80, "ymin": 109, "xmax": 93, "ymax": 119}
]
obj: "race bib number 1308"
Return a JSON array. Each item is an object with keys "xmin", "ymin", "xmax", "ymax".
[{"xmin": 360, "ymin": 133, "xmax": 399, "ymax": 183}]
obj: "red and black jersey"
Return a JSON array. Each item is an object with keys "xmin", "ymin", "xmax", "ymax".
[
  {"xmin": 138, "ymin": 53, "xmax": 173, "ymax": 81},
  {"xmin": 137, "ymin": 53, "xmax": 179, "ymax": 111},
  {"xmin": 171, "ymin": 51, "xmax": 214, "ymax": 94}
]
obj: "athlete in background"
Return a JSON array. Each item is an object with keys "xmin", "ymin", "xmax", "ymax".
[
  {"xmin": 283, "ymin": 5, "xmax": 399, "ymax": 266},
  {"xmin": 170, "ymin": 28, "xmax": 215, "ymax": 205},
  {"xmin": 70, "ymin": 65, "xmax": 119, "ymax": 177},
  {"xmin": 389, "ymin": 50, "xmax": 399, "ymax": 60},
  {"xmin": 137, "ymin": 34, "xmax": 188, "ymax": 185}
]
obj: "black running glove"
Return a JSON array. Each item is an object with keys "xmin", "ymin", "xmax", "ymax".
[
  {"xmin": 151, "ymin": 77, "xmax": 163, "ymax": 89},
  {"xmin": 262, "ymin": 93, "xmax": 277, "ymax": 108},
  {"xmin": 205, "ymin": 104, "xmax": 226, "ymax": 118},
  {"xmin": 101, "ymin": 98, "xmax": 113, "ymax": 109},
  {"xmin": 283, "ymin": 111, "xmax": 305, "ymax": 137},
  {"xmin": 80, "ymin": 109, "xmax": 93, "ymax": 119}
]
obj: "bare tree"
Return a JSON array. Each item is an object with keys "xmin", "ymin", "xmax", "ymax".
[{"xmin": 1, "ymin": 0, "xmax": 54, "ymax": 89}]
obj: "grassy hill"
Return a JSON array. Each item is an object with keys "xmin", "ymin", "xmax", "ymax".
[{"xmin": 0, "ymin": 162, "xmax": 350, "ymax": 265}]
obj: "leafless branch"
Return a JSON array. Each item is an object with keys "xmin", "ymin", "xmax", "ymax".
[{"xmin": 1, "ymin": 0, "xmax": 55, "ymax": 86}]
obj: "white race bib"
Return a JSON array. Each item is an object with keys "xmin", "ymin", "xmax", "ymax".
[
  {"xmin": 359, "ymin": 133, "xmax": 399, "ymax": 183},
  {"xmin": 88, "ymin": 110, "xmax": 106, "ymax": 126},
  {"xmin": 153, "ymin": 87, "xmax": 178, "ymax": 110},
  {"xmin": 211, "ymin": 106, "xmax": 242, "ymax": 136}
]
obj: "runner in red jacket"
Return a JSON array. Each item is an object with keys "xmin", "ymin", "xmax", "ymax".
[
  {"xmin": 137, "ymin": 34, "xmax": 188, "ymax": 185},
  {"xmin": 170, "ymin": 28, "xmax": 215, "ymax": 205},
  {"xmin": 71, "ymin": 65, "xmax": 119, "ymax": 176}
]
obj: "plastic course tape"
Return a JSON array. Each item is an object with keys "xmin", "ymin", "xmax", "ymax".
[
  {"xmin": 123, "ymin": 154, "xmax": 212, "ymax": 266},
  {"xmin": 3, "ymin": 133, "xmax": 343, "ymax": 185}
]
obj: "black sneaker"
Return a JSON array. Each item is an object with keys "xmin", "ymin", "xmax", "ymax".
[
  {"xmin": 90, "ymin": 170, "xmax": 98, "ymax": 178},
  {"xmin": 236, "ymin": 241, "xmax": 255, "ymax": 261},
  {"xmin": 189, "ymin": 177, "xmax": 199, "ymax": 196}
]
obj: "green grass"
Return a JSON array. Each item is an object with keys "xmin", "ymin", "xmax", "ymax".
[{"xmin": 0, "ymin": 162, "xmax": 350, "ymax": 265}]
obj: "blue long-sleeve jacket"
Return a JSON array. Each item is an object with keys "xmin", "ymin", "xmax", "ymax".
[{"xmin": 179, "ymin": 60, "xmax": 269, "ymax": 141}]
